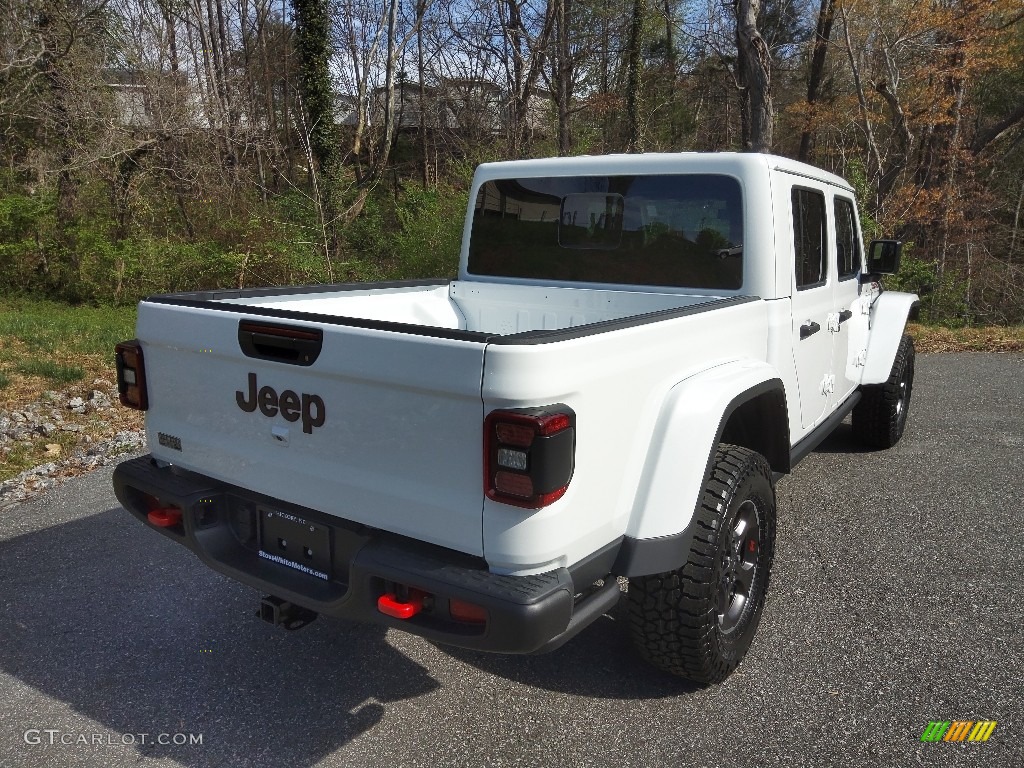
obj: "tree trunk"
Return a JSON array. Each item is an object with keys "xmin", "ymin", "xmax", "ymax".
[
  {"xmin": 38, "ymin": 13, "xmax": 76, "ymax": 227},
  {"xmin": 798, "ymin": 0, "xmax": 835, "ymax": 162},
  {"xmin": 663, "ymin": 0, "xmax": 678, "ymax": 145},
  {"xmin": 599, "ymin": 0, "xmax": 610, "ymax": 148},
  {"xmin": 416, "ymin": 0, "xmax": 429, "ymax": 188},
  {"xmin": 35, "ymin": 2, "xmax": 84, "ymax": 294},
  {"xmin": 506, "ymin": 0, "xmax": 528, "ymax": 154},
  {"xmin": 735, "ymin": 0, "xmax": 773, "ymax": 153},
  {"xmin": 735, "ymin": 31, "xmax": 750, "ymax": 150},
  {"xmin": 377, "ymin": 0, "xmax": 400, "ymax": 173},
  {"xmin": 839, "ymin": 4, "xmax": 884, "ymax": 208},
  {"xmin": 214, "ymin": 0, "xmax": 236, "ymax": 153},
  {"xmin": 625, "ymin": 0, "xmax": 644, "ymax": 152},
  {"xmin": 500, "ymin": 0, "xmax": 554, "ymax": 155},
  {"xmin": 554, "ymin": 0, "xmax": 573, "ymax": 155},
  {"xmin": 161, "ymin": 2, "xmax": 179, "ymax": 72},
  {"xmin": 292, "ymin": 0, "xmax": 340, "ymax": 254}
]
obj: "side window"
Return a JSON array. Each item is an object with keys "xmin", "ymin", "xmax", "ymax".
[
  {"xmin": 791, "ymin": 188, "xmax": 827, "ymax": 289},
  {"xmin": 834, "ymin": 198, "xmax": 860, "ymax": 280}
]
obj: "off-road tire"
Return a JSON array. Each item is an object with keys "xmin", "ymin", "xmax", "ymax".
[
  {"xmin": 852, "ymin": 333, "xmax": 915, "ymax": 449},
  {"xmin": 627, "ymin": 444, "xmax": 776, "ymax": 684}
]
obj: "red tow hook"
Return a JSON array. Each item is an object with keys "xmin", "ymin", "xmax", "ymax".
[
  {"xmin": 147, "ymin": 507, "xmax": 183, "ymax": 528},
  {"xmin": 378, "ymin": 590, "xmax": 426, "ymax": 619}
]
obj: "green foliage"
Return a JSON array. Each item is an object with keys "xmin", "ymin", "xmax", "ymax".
[
  {"xmin": 0, "ymin": 186, "xmax": 374, "ymax": 303},
  {"xmin": 889, "ymin": 252, "xmax": 934, "ymax": 296},
  {"xmin": 0, "ymin": 174, "xmax": 465, "ymax": 303},
  {"xmin": 889, "ymin": 254, "xmax": 972, "ymax": 327},
  {"xmin": 389, "ymin": 186, "xmax": 468, "ymax": 278},
  {"xmin": 0, "ymin": 190, "xmax": 56, "ymax": 295},
  {"xmin": 0, "ymin": 372, "xmax": 10, "ymax": 389},
  {"xmin": 0, "ymin": 190, "xmax": 52, "ymax": 237},
  {"xmin": 344, "ymin": 184, "xmax": 468, "ymax": 280},
  {"xmin": 844, "ymin": 160, "xmax": 880, "ymax": 241}
]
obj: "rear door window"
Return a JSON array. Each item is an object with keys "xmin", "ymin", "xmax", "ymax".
[
  {"xmin": 792, "ymin": 188, "xmax": 827, "ymax": 289},
  {"xmin": 834, "ymin": 197, "xmax": 861, "ymax": 280}
]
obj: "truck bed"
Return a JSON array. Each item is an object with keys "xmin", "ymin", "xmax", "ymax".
[
  {"xmin": 199, "ymin": 279, "xmax": 728, "ymax": 336},
  {"xmin": 138, "ymin": 279, "xmax": 764, "ymax": 571}
]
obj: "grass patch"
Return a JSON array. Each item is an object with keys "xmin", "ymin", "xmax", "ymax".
[
  {"xmin": 14, "ymin": 359, "xmax": 85, "ymax": 384},
  {"xmin": 906, "ymin": 323, "xmax": 1024, "ymax": 353},
  {"xmin": 0, "ymin": 298, "xmax": 136, "ymax": 412},
  {"xmin": 0, "ymin": 299, "xmax": 137, "ymax": 358},
  {"xmin": 0, "ymin": 299, "xmax": 142, "ymax": 483}
]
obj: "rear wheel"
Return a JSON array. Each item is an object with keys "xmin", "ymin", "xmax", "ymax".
[
  {"xmin": 627, "ymin": 444, "xmax": 776, "ymax": 684},
  {"xmin": 853, "ymin": 333, "xmax": 915, "ymax": 448}
]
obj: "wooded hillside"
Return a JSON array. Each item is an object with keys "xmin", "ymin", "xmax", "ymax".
[{"xmin": 1, "ymin": 0, "xmax": 1022, "ymax": 323}]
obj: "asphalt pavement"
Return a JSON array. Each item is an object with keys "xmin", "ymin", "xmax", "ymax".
[{"xmin": 1, "ymin": 353, "xmax": 1021, "ymax": 768}]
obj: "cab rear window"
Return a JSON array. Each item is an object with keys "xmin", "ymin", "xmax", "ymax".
[{"xmin": 468, "ymin": 174, "xmax": 743, "ymax": 290}]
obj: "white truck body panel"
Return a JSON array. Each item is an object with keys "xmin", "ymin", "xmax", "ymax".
[
  {"xmin": 624, "ymin": 358, "xmax": 784, "ymax": 541},
  {"xmin": 139, "ymin": 301, "xmax": 489, "ymax": 555},
  {"xmin": 861, "ymin": 291, "xmax": 921, "ymax": 384},
  {"xmin": 479, "ymin": 297, "xmax": 768, "ymax": 573}
]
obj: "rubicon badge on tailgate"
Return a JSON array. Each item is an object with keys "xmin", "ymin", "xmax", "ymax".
[{"xmin": 236, "ymin": 372, "xmax": 326, "ymax": 434}]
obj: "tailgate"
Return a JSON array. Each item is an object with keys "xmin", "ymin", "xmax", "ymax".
[{"xmin": 136, "ymin": 301, "xmax": 487, "ymax": 556}]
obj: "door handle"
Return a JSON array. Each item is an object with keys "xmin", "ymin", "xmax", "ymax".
[
  {"xmin": 838, "ymin": 309, "xmax": 853, "ymax": 325},
  {"xmin": 800, "ymin": 321, "xmax": 821, "ymax": 339}
]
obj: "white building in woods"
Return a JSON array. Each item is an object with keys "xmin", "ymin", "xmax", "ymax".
[
  {"xmin": 366, "ymin": 78, "xmax": 552, "ymax": 138},
  {"xmin": 106, "ymin": 68, "xmax": 552, "ymax": 140},
  {"xmin": 105, "ymin": 69, "xmax": 212, "ymax": 131}
]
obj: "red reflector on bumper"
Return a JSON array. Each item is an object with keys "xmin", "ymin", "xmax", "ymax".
[
  {"xmin": 147, "ymin": 507, "xmax": 182, "ymax": 527},
  {"xmin": 449, "ymin": 598, "xmax": 488, "ymax": 624},
  {"xmin": 378, "ymin": 591, "xmax": 425, "ymax": 619}
]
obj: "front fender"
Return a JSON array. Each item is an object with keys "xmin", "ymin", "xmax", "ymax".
[{"xmin": 862, "ymin": 291, "xmax": 919, "ymax": 385}]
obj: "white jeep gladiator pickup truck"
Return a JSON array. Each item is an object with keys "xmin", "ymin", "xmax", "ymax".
[{"xmin": 113, "ymin": 152, "xmax": 918, "ymax": 683}]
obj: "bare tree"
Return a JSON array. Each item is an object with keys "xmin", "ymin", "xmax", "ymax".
[
  {"xmin": 734, "ymin": 0, "xmax": 773, "ymax": 152},
  {"xmin": 624, "ymin": 0, "xmax": 643, "ymax": 151},
  {"xmin": 797, "ymin": 0, "xmax": 834, "ymax": 162},
  {"xmin": 492, "ymin": 0, "xmax": 555, "ymax": 154}
]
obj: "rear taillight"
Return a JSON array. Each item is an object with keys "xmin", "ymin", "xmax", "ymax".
[
  {"xmin": 115, "ymin": 339, "xmax": 149, "ymax": 410},
  {"xmin": 484, "ymin": 407, "xmax": 575, "ymax": 509}
]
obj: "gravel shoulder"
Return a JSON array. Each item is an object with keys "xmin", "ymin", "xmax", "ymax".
[{"xmin": 0, "ymin": 382, "xmax": 144, "ymax": 510}]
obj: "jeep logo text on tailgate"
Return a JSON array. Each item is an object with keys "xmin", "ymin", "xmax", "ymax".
[{"xmin": 236, "ymin": 372, "xmax": 326, "ymax": 434}]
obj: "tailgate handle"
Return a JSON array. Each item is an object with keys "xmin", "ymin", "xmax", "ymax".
[{"xmin": 238, "ymin": 321, "xmax": 322, "ymax": 366}]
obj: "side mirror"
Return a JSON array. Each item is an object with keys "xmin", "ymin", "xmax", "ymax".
[{"xmin": 865, "ymin": 239, "xmax": 902, "ymax": 276}]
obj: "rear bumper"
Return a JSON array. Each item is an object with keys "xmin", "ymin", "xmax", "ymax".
[{"xmin": 113, "ymin": 455, "xmax": 621, "ymax": 654}]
